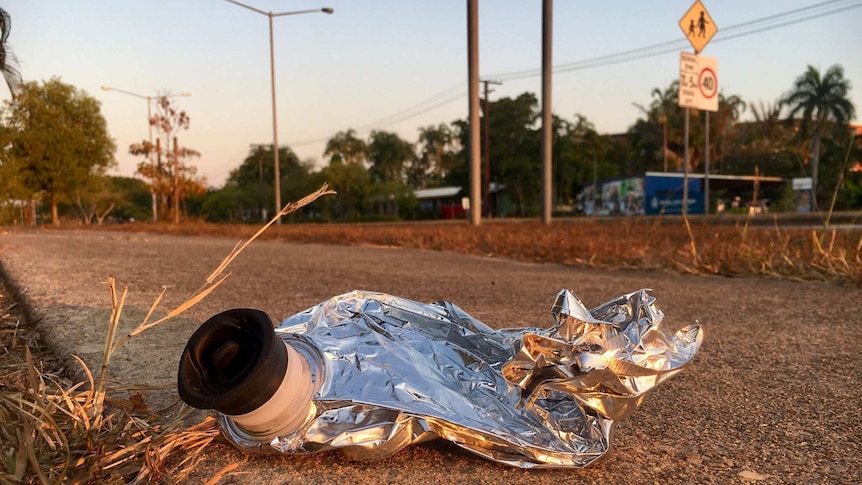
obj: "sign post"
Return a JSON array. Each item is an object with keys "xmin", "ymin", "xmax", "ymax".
[{"xmin": 677, "ymin": 0, "xmax": 718, "ymax": 215}]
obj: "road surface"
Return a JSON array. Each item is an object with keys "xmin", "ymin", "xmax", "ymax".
[{"xmin": 0, "ymin": 229, "xmax": 859, "ymax": 484}]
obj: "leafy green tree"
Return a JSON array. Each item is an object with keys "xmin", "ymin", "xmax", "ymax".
[
  {"xmin": 444, "ymin": 119, "xmax": 470, "ymax": 188},
  {"xmin": 362, "ymin": 131, "xmax": 416, "ymax": 217},
  {"xmin": 324, "ymin": 129, "xmax": 367, "ymax": 166},
  {"xmin": 554, "ymin": 114, "xmax": 597, "ymax": 208},
  {"xmin": 783, "ymin": 64, "xmax": 856, "ymax": 209},
  {"xmin": 71, "ymin": 175, "xmax": 124, "ymax": 225},
  {"xmin": 109, "ymin": 176, "xmax": 152, "ymax": 222},
  {"xmin": 414, "ymin": 124, "xmax": 458, "ymax": 188},
  {"xmin": 367, "ymin": 130, "xmax": 415, "ymax": 183},
  {"xmin": 487, "ymin": 93, "xmax": 541, "ymax": 216},
  {"xmin": 726, "ymin": 100, "xmax": 798, "ymax": 177},
  {"xmin": 320, "ymin": 158, "xmax": 371, "ymax": 221},
  {"xmin": 215, "ymin": 145, "xmax": 318, "ymax": 222},
  {"xmin": 0, "ymin": 78, "xmax": 116, "ymax": 225}
]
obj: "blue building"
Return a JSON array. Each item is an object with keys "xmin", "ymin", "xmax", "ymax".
[{"xmin": 580, "ymin": 172, "xmax": 785, "ymax": 216}]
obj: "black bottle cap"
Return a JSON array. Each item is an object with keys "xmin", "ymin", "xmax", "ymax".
[{"xmin": 178, "ymin": 308, "xmax": 288, "ymax": 415}]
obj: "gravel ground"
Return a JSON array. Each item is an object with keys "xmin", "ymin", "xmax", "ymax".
[{"xmin": 0, "ymin": 229, "xmax": 859, "ymax": 484}]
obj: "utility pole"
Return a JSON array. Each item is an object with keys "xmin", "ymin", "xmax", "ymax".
[
  {"xmin": 173, "ymin": 137, "xmax": 181, "ymax": 224},
  {"xmin": 683, "ymin": 108, "xmax": 689, "ymax": 216},
  {"xmin": 482, "ymin": 79, "xmax": 501, "ymax": 218},
  {"xmin": 258, "ymin": 148, "xmax": 266, "ymax": 221},
  {"xmin": 704, "ymin": 111, "xmax": 710, "ymax": 215},
  {"xmin": 540, "ymin": 0, "xmax": 553, "ymax": 225},
  {"xmin": 156, "ymin": 138, "xmax": 163, "ymax": 220},
  {"xmin": 467, "ymin": 0, "xmax": 481, "ymax": 225}
]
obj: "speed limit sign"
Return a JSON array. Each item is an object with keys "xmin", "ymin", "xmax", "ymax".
[{"xmin": 697, "ymin": 56, "xmax": 718, "ymax": 111}]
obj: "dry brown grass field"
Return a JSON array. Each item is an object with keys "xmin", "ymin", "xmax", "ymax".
[{"xmin": 98, "ymin": 215, "xmax": 862, "ymax": 286}]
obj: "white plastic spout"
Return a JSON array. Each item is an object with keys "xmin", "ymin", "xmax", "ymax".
[{"xmin": 226, "ymin": 341, "xmax": 315, "ymax": 441}]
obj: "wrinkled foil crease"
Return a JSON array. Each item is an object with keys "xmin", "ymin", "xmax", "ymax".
[{"xmin": 217, "ymin": 289, "xmax": 702, "ymax": 468}]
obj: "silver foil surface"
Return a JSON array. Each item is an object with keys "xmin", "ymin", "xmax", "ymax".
[{"xmin": 216, "ymin": 289, "xmax": 702, "ymax": 468}]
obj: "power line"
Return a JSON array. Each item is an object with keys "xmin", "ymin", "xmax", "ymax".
[
  {"xmin": 495, "ymin": 0, "xmax": 861, "ymax": 80},
  {"xmin": 289, "ymin": 0, "xmax": 859, "ymax": 146}
]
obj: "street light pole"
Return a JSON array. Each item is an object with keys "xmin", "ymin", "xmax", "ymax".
[
  {"xmin": 101, "ymin": 86, "xmax": 190, "ymax": 222},
  {"xmin": 225, "ymin": 0, "xmax": 333, "ymax": 225}
]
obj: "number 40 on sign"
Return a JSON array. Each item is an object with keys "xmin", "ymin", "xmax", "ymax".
[{"xmin": 678, "ymin": 52, "xmax": 718, "ymax": 112}]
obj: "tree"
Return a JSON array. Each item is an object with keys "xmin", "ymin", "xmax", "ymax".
[
  {"xmin": 109, "ymin": 176, "xmax": 152, "ymax": 222},
  {"xmin": 367, "ymin": 130, "xmax": 414, "ymax": 183},
  {"xmin": 783, "ymin": 64, "xmax": 856, "ymax": 209},
  {"xmin": 321, "ymin": 160, "xmax": 371, "ymax": 221},
  {"xmin": 711, "ymin": 93, "xmax": 746, "ymax": 173},
  {"xmin": 324, "ymin": 129, "xmax": 367, "ymax": 166},
  {"xmin": 726, "ymin": 100, "xmax": 798, "ymax": 177},
  {"xmin": 632, "ymin": 81, "xmax": 682, "ymax": 172},
  {"xmin": 72, "ymin": 175, "xmax": 123, "ymax": 225},
  {"xmin": 650, "ymin": 81, "xmax": 680, "ymax": 171},
  {"xmin": 0, "ymin": 78, "xmax": 116, "ymax": 225},
  {"xmin": 217, "ymin": 145, "xmax": 317, "ymax": 222},
  {"xmin": 415, "ymin": 124, "xmax": 458, "ymax": 188},
  {"xmin": 129, "ymin": 95, "xmax": 204, "ymax": 222},
  {"xmin": 487, "ymin": 93, "xmax": 541, "ymax": 216}
]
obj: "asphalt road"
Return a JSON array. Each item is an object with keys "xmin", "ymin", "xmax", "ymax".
[{"xmin": 0, "ymin": 229, "xmax": 859, "ymax": 484}]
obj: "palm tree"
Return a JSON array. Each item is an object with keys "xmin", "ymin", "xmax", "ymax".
[
  {"xmin": 633, "ymin": 81, "xmax": 680, "ymax": 172},
  {"xmin": 783, "ymin": 64, "xmax": 855, "ymax": 209},
  {"xmin": 651, "ymin": 82, "xmax": 679, "ymax": 172},
  {"xmin": 0, "ymin": 7, "xmax": 22, "ymax": 98}
]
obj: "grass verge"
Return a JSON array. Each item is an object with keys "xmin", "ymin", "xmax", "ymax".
[
  {"xmin": 99, "ymin": 214, "xmax": 861, "ymax": 286},
  {"xmin": 0, "ymin": 186, "xmax": 334, "ymax": 484}
]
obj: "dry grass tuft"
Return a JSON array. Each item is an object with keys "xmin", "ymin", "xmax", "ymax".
[
  {"xmin": 0, "ymin": 185, "xmax": 334, "ymax": 483},
  {"xmin": 103, "ymin": 214, "xmax": 862, "ymax": 286}
]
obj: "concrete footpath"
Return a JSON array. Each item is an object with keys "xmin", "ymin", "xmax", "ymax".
[{"xmin": 1, "ymin": 229, "xmax": 859, "ymax": 484}]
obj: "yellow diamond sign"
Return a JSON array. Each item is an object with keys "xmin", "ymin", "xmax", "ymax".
[{"xmin": 679, "ymin": 0, "xmax": 717, "ymax": 53}]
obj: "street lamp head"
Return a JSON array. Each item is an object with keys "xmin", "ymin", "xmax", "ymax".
[
  {"xmin": 101, "ymin": 85, "xmax": 111, "ymax": 91},
  {"xmin": 322, "ymin": 8, "xmax": 334, "ymax": 14},
  {"xmin": 180, "ymin": 92, "xmax": 192, "ymax": 97}
]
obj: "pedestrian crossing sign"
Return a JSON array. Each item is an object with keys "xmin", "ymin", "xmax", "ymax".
[{"xmin": 679, "ymin": 0, "xmax": 717, "ymax": 53}]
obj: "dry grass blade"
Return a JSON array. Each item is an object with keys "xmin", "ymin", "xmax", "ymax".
[
  {"xmin": 102, "ymin": 278, "xmax": 127, "ymax": 368},
  {"xmin": 70, "ymin": 354, "xmax": 95, "ymax": 419},
  {"xmin": 681, "ymin": 213, "xmax": 698, "ymax": 267},
  {"xmin": 130, "ymin": 184, "xmax": 334, "ymax": 338},
  {"xmin": 205, "ymin": 183, "xmax": 336, "ymax": 284},
  {"xmin": 204, "ymin": 462, "xmax": 241, "ymax": 485},
  {"xmin": 139, "ymin": 285, "xmax": 168, "ymax": 330},
  {"xmin": 130, "ymin": 273, "xmax": 231, "ymax": 336}
]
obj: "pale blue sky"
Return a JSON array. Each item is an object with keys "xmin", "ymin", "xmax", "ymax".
[{"xmin": 4, "ymin": 1, "xmax": 861, "ymax": 187}]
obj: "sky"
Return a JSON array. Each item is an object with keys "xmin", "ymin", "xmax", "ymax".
[{"xmin": 3, "ymin": 0, "xmax": 861, "ymax": 188}]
